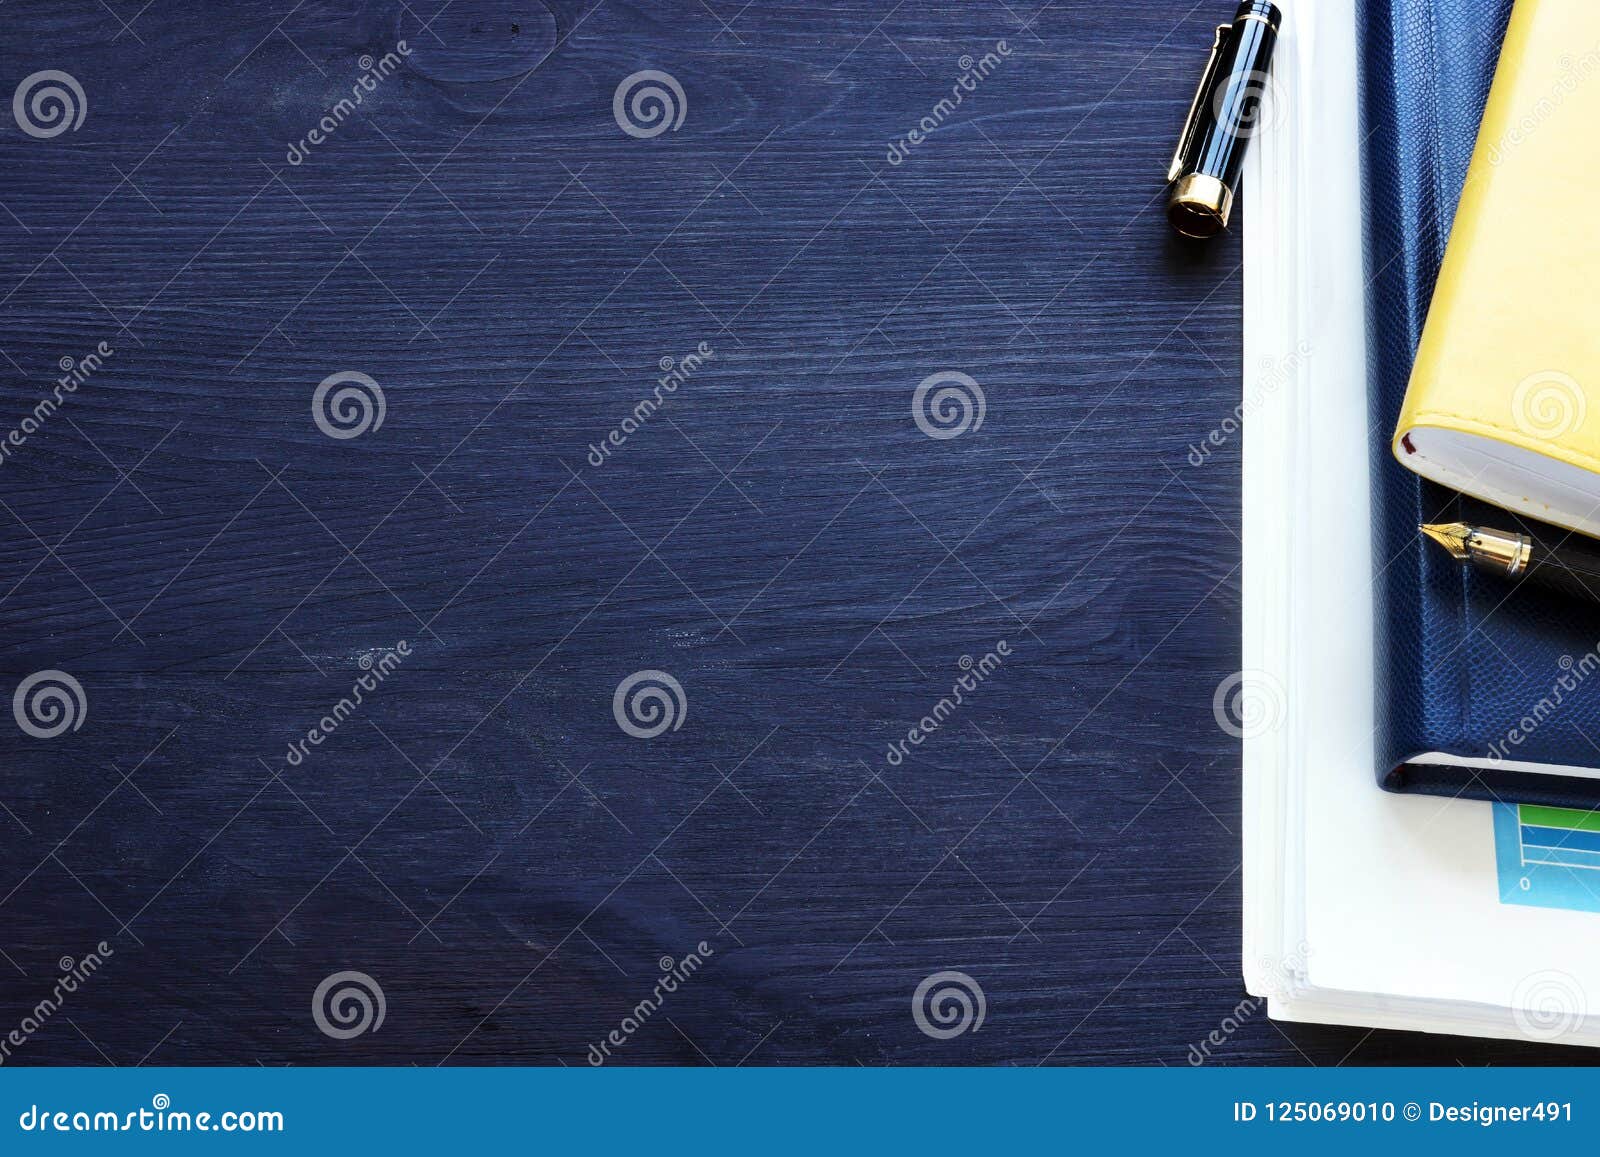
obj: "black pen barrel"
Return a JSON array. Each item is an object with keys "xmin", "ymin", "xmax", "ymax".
[
  {"xmin": 1184, "ymin": 3, "xmax": 1280, "ymax": 190},
  {"xmin": 1527, "ymin": 535, "xmax": 1600, "ymax": 603},
  {"xmin": 1167, "ymin": 1, "xmax": 1282, "ymax": 238}
]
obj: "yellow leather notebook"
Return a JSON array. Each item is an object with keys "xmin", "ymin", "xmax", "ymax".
[{"xmin": 1393, "ymin": 1, "xmax": 1600, "ymax": 535}]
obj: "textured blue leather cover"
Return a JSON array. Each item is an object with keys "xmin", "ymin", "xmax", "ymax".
[{"xmin": 1360, "ymin": 0, "xmax": 1600, "ymax": 805}]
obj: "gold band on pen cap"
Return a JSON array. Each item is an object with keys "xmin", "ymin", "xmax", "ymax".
[{"xmin": 1167, "ymin": 173, "xmax": 1235, "ymax": 240}]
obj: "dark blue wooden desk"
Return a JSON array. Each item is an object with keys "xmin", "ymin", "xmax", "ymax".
[{"xmin": 0, "ymin": 0, "xmax": 1575, "ymax": 1065}]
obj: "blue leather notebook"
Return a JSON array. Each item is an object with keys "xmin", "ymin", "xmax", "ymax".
[{"xmin": 1361, "ymin": 0, "xmax": 1600, "ymax": 806}]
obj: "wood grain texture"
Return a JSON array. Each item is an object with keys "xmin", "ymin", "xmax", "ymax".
[{"xmin": 0, "ymin": 0, "xmax": 1584, "ymax": 1066}]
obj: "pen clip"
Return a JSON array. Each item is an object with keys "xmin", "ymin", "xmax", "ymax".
[{"xmin": 1167, "ymin": 23, "xmax": 1231, "ymax": 183}]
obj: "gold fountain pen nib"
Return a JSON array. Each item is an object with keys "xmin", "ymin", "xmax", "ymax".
[{"xmin": 1419, "ymin": 522, "xmax": 1474, "ymax": 560}]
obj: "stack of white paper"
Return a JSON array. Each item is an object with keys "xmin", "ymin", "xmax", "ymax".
[{"xmin": 1242, "ymin": 0, "xmax": 1600, "ymax": 1047}]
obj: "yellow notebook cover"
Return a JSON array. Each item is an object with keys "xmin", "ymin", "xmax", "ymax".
[{"xmin": 1393, "ymin": 0, "xmax": 1600, "ymax": 536}]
